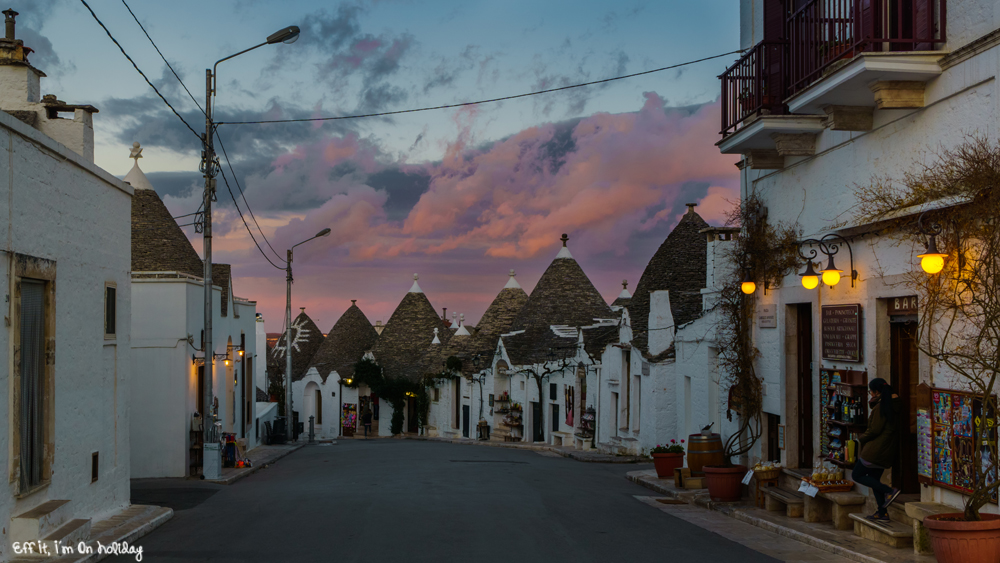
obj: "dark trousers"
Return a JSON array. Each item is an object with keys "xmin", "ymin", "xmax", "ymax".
[{"xmin": 852, "ymin": 460, "xmax": 892, "ymax": 514}]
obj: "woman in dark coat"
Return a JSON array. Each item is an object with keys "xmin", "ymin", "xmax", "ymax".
[{"xmin": 852, "ymin": 378, "xmax": 902, "ymax": 522}]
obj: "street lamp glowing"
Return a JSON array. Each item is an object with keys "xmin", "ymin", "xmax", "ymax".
[
  {"xmin": 267, "ymin": 26, "xmax": 300, "ymax": 45},
  {"xmin": 820, "ymin": 255, "xmax": 842, "ymax": 287},
  {"xmin": 741, "ymin": 280, "xmax": 756, "ymax": 295},
  {"xmin": 801, "ymin": 260, "xmax": 820, "ymax": 290},
  {"xmin": 919, "ymin": 235, "xmax": 947, "ymax": 274}
]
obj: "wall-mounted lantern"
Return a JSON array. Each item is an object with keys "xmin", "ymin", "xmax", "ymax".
[
  {"xmin": 799, "ymin": 234, "xmax": 857, "ymax": 289},
  {"xmin": 917, "ymin": 211, "xmax": 948, "ymax": 274}
]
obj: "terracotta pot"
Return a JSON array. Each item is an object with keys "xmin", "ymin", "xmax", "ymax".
[
  {"xmin": 924, "ymin": 513, "xmax": 1000, "ymax": 563},
  {"xmin": 651, "ymin": 453, "xmax": 684, "ymax": 479},
  {"xmin": 703, "ymin": 464, "xmax": 748, "ymax": 502}
]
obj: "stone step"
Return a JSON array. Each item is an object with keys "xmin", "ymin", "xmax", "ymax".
[
  {"xmin": 764, "ymin": 487, "xmax": 805, "ymax": 518},
  {"xmin": 849, "ymin": 512, "xmax": 914, "ymax": 549},
  {"xmin": 15, "ymin": 519, "xmax": 92, "ymax": 559},
  {"xmin": 905, "ymin": 501, "xmax": 962, "ymax": 555},
  {"xmin": 11, "ymin": 500, "xmax": 72, "ymax": 542}
]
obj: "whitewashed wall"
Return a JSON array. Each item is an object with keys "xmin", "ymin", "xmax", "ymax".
[{"xmin": 0, "ymin": 109, "xmax": 132, "ymax": 561}]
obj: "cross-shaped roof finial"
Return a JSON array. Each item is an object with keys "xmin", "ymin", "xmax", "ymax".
[
  {"xmin": 560, "ymin": 233, "xmax": 569, "ymax": 247},
  {"xmin": 622, "ymin": 279, "xmax": 628, "ymax": 290},
  {"xmin": 130, "ymin": 141, "xmax": 143, "ymax": 161}
]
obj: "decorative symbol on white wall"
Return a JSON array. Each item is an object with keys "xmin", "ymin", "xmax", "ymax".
[{"xmin": 271, "ymin": 316, "xmax": 312, "ymax": 359}]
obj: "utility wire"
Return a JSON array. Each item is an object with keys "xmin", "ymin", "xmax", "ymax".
[
  {"xmin": 217, "ymin": 50, "xmax": 743, "ymax": 126},
  {"xmin": 214, "ymin": 131, "xmax": 284, "ymax": 261},
  {"xmin": 80, "ymin": 0, "xmax": 202, "ymax": 142},
  {"xmin": 218, "ymin": 167, "xmax": 287, "ymax": 270},
  {"xmin": 121, "ymin": 0, "xmax": 205, "ymax": 116}
]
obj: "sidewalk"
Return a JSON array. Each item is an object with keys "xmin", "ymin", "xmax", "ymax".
[
  {"xmin": 12, "ymin": 504, "xmax": 173, "ymax": 563},
  {"xmin": 205, "ymin": 443, "xmax": 305, "ymax": 485},
  {"xmin": 627, "ymin": 469, "xmax": 935, "ymax": 563},
  {"xmin": 406, "ymin": 435, "xmax": 649, "ymax": 463}
]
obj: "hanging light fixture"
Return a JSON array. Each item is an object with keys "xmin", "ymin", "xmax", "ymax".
[
  {"xmin": 916, "ymin": 211, "xmax": 948, "ymax": 274},
  {"xmin": 740, "ymin": 270, "xmax": 756, "ymax": 295},
  {"xmin": 800, "ymin": 260, "xmax": 820, "ymax": 290},
  {"xmin": 820, "ymin": 254, "xmax": 843, "ymax": 287}
]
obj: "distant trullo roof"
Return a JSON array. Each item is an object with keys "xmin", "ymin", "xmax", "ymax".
[
  {"xmin": 271, "ymin": 308, "xmax": 325, "ymax": 382},
  {"xmin": 308, "ymin": 301, "xmax": 379, "ymax": 383},
  {"xmin": 470, "ymin": 269, "xmax": 529, "ymax": 359},
  {"xmin": 503, "ymin": 234, "xmax": 614, "ymax": 365},
  {"xmin": 371, "ymin": 275, "xmax": 452, "ymax": 382},
  {"xmin": 611, "ymin": 279, "xmax": 632, "ymax": 309},
  {"xmin": 629, "ymin": 204, "xmax": 709, "ymax": 355}
]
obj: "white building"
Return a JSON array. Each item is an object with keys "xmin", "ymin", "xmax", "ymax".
[
  {"xmin": 714, "ymin": 0, "xmax": 996, "ymax": 548},
  {"xmin": 127, "ymin": 148, "xmax": 259, "ymax": 478},
  {"xmin": 0, "ymin": 13, "xmax": 136, "ymax": 559},
  {"xmin": 294, "ymin": 300, "xmax": 379, "ymax": 440}
]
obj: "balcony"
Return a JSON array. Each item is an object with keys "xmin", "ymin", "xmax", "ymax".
[
  {"xmin": 720, "ymin": 41, "xmax": 789, "ymax": 137},
  {"xmin": 787, "ymin": 0, "xmax": 946, "ymax": 96}
]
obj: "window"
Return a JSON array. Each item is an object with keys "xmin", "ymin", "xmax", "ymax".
[
  {"xmin": 433, "ymin": 387, "xmax": 440, "ymax": 402},
  {"xmin": 91, "ymin": 452, "xmax": 99, "ymax": 483},
  {"xmin": 549, "ymin": 383, "xmax": 557, "ymax": 401},
  {"xmin": 104, "ymin": 284, "xmax": 116, "ymax": 338}
]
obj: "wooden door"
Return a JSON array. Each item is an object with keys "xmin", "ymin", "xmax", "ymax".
[
  {"xmin": 797, "ymin": 304, "xmax": 814, "ymax": 467},
  {"xmin": 891, "ymin": 321, "xmax": 920, "ymax": 493}
]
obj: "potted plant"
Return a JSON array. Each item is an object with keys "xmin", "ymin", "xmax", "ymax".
[
  {"xmin": 650, "ymin": 440, "xmax": 685, "ymax": 479},
  {"xmin": 852, "ymin": 138, "xmax": 1000, "ymax": 563},
  {"xmin": 705, "ymin": 194, "xmax": 800, "ymax": 502}
]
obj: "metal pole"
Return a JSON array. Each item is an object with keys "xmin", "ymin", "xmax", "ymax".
[
  {"xmin": 285, "ymin": 249, "xmax": 293, "ymax": 441},
  {"xmin": 202, "ymin": 68, "xmax": 217, "ymax": 469}
]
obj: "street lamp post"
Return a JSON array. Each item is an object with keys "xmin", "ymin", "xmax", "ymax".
[
  {"xmin": 201, "ymin": 24, "xmax": 299, "ymax": 479},
  {"xmin": 284, "ymin": 228, "xmax": 331, "ymax": 441}
]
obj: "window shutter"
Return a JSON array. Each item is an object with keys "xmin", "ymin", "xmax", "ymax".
[
  {"xmin": 105, "ymin": 286, "xmax": 116, "ymax": 336},
  {"xmin": 20, "ymin": 279, "xmax": 46, "ymax": 489}
]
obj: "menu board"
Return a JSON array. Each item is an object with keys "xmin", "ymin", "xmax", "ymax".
[
  {"xmin": 821, "ymin": 305, "xmax": 862, "ymax": 362},
  {"xmin": 930, "ymin": 389, "xmax": 998, "ymax": 500},
  {"xmin": 917, "ymin": 409, "xmax": 932, "ymax": 478}
]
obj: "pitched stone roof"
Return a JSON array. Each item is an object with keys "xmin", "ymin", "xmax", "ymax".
[
  {"xmin": 271, "ymin": 309, "xmax": 325, "ymax": 382},
  {"xmin": 503, "ymin": 236, "xmax": 614, "ymax": 365},
  {"xmin": 211, "ymin": 263, "xmax": 232, "ymax": 317},
  {"xmin": 468, "ymin": 273, "xmax": 528, "ymax": 360},
  {"xmin": 629, "ymin": 205, "xmax": 709, "ymax": 355},
  {"xmin": 371, "ymin": 290, "xmax": 452, "ymax": 382},
  {"xmin": 256, "ymin": 387, "xmax": 269, "ymax": 402},
  {"xmin": 131, "ymin": 188, "xmax": 204, "ymax": 277},
  {"xmin": 307, "ymin": 301, "xmax": 379, "ymax": 383}
]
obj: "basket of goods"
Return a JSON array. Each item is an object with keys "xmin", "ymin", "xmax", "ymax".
[
  {"xmin": 752, "ymin": 461, "xmax": 782, "ymax": 481},
  {"xmin": 807, "ymin": 462, "xmax": 854, "ymax": 492}
]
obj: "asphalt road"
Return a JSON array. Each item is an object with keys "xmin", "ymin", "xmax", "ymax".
[{"xmin": 119, "ymin": 441, "xmax": 778, "ymax": 563}]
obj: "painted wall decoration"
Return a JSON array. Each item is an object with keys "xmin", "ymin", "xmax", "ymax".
[{"xmin": 342, "ymin": 403, "xmax": 357, "ymax": 432}]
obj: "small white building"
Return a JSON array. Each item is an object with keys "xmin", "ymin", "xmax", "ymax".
[
  {"xmin": 0, "ymin": 14, "xmax": 135, "ymax": 559},
  {"xmin": 127, "ymin": 148, "xmax": 259, "ymax": 478},
  {"xmin": 294, "ymin": 300, "xmax": 379, "ymax": 439}
]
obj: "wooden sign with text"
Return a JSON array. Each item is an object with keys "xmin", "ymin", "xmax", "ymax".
[
  {"xmin": 821, "ymin": 304, "xmax": 862, "ymax": 362},
  {"xmin": 887, "ymin": 295, "xmax": 918, "ymax": 316}
]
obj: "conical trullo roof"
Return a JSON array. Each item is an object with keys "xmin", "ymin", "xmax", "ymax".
[
  {"xmin": 271, "ymin": 308, "xmax": 325, "ymax": 382},
  {"xmin": 630, "ymin": 204, "xmax": 709, "ymax": 355},
  {"xmin": 611, "ymin": 279, "xmax": 632, "ymax": 309},
  {"xmin": 371, "ymin": 275, "xmax": 452, "ymax": 381},
  {"xmin": 308, "ymin": 301, "xmax": 379, "ymax": 383},
  {"xmin": 129, "ymin": 143, "xmax": 204, "ymax": 277},
  {"xmin": 470, "ymin": 269, "xmax": 529, "ymax": 359},
  {"xmin": 504, "ymin": 235, "xmax": 613, "ymax": 364}
]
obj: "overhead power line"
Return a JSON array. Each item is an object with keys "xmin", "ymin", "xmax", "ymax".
[
  {"xmin": 79, "ymin": 0, "xmax": 202, "ymax": 143},
  {"xmin": 217, "ymin": 167, "xmax": 287, "ymax": 271},
  {"xmin": 217, "ymin": 50, "xmax": 743, "ymax": 126},
  {"xmin": 214, "ymin": 131, "xmax": 284, "ymax": 262},
  {"xmin": 121, "ymin": 0, "xmax": 205, "ymax": 116}
]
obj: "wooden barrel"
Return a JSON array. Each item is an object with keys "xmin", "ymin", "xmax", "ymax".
[{"xmin": 687, "ymin": 433, "xmax": 725, "ymax": 475}]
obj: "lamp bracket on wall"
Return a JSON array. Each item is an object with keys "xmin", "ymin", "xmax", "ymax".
[{"xmin": 798, "ymin": 233, "xmax": 858, "ymax": 288}]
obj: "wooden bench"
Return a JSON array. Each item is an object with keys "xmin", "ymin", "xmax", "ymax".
[
  {"xmin": 803, "ymin": 490, "xmax": 866, "ymax": 530},
  {"xmin": 763, "ymin": 487, "xmax": 805, "ymax": 518}
]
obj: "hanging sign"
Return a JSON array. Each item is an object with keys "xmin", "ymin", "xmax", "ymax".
[{"xmin": 821, "ymin": 304, "xmax": 862, "ymax": 362}]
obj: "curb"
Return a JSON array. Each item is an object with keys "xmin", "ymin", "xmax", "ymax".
[
  {"xmin": 626, "ymin": 471, "xmax": 888, "ymax": 563},
  {"xmin": 206, "ymin": 444, "xmax": 306, "ymax": 485},
  {"xmin": 405, "ymin": 436, "xmax": 648, "ymax": 463}
]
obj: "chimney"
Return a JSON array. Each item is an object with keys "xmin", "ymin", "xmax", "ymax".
[
  {"xmin": 4, "ymin": 8, "xmax": 15, "ymax": 40},
  {"xmin": 442, "ymin": 307, "xmax": 447, "ymax": 321}
]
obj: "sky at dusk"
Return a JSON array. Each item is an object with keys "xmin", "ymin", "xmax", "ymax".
[{"xmin": 20, "ymin": 0, "xmax": 741, "ymax": 331}]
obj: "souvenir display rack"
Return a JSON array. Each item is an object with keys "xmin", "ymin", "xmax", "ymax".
[
  {"xmin": 576, "ymin": 406, "xmax": 595, "ymax": 440},
  {"xmin": 501, "ymin": 402, "xmax": 523, "ymax": 441},
  {"xmin": 922, "ymin": 388, "xmax": 998, "ymax": 501},
  {"xmin": 494, "ymin": 391, "xmax": 511, "ymax": 414},
  {"xmin": 820, "ymin": 369, "xmax": 868, "ymax": 468}
]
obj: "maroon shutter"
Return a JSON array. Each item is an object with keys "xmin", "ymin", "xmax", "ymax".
[
  {"xmin": 913, "ymin": 0, "xmax": 933, "ymax": 50},
  {"xmin": 762, "ymin": 0, "xmax": 787, "ymax": 112}
]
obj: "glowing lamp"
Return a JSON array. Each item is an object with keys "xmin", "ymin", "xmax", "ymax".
[
  {"xmin": 344, "ymin": 378, "xmax": 353, "ymax": 385},
  {"xmin": 918, "ymin": 235, "xmax": 947, "ymax": 274},
  {"xmin": 800, "ymin": 260, "xmax": 820, "ymax": 290},
  {"xmin": 238, "ymin": 349, "xmax": 244, "ymax": 357},
  {"xmin": 739, "ymin": 270, "xmax": 756, "ymax": 295},
  {"xmin": 224, "ymin": 358, "xmax": 231, "ymax": 367}
]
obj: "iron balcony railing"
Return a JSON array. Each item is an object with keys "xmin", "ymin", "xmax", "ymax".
[
  {"xmin": 720, "ymin": 40, "xmax": 789, "ymax": 137},
  {"xmin": 787, "ymin": 0, "xmax": 946, "ymax": 94}
]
